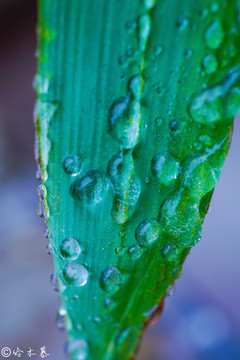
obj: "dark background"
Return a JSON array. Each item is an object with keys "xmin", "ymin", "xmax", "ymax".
[{"xmin": 0, "ymin": 1, "xmax": 239, "ymax": 359}]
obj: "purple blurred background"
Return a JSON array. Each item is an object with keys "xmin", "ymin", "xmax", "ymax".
[{"xmin": 0, "ymin": 1, "xmax": 239, "ymax": 359}]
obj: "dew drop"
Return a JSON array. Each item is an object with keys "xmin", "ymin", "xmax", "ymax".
[
  {"xmin": 205, "ymin": 20, "xmax": 224, "ymax": 49},
  {"xmin": 46, "ymin": 243, "xmax": 52, "ymax": 255},
  {"xmin": 104, "ymin": 297, "xmax": 114, "ymax": 309},
  {"xmin": 135, "ymin": 219, "xmax": 160, "ymax": 246},
  {"xmin": 138, "ymin": 13, "xmax": 151, "ymax": 52},
  {"xmin": 108, "ymin": 150, "xmax": 141, "ymax": 224},
  {"xmin": 128, "ymin": 74, "xmax": 141, "ymax": 99},
  {"xmin": 127, "ymin": 244, "xmax": 142, "ymax": 260},
  {"xmin": 62, "ymin": 155, "xmax": 82, "ymax": 176},
  {"xmin": 154, "ymin": 44, "xmax": 163, "ymax": 56},
  {"xmin": 161, "ymin": 242, "xmax": 179, "ymax": 262},
  {"xmin": 56, "ymin": 311, "xmax": 66, "ymax": 332},
  {"xmin": 99, "ymin": 266, "xmax": 122, "ymax": 294},
  {"xmin": 176, "ymin": 16, "xmax": 189, "ymax": 29},
  {"xmin": 66, "ymin": 338, "xmax": 89, "ymax": 360},
  {"xmin": 160, "ymin": 189, "xmax": 202, "ymax": 247},
  {"xmin": 63, "ymin": 263, "xmax": 88, "ymax": 287},
  {"xmin": 50, "ymin": 273, "xmax": 59, "ymax": 292},
  {"xmin": 44, "ymin": 228, "xmax": 49, "ymax": 239},
  {"xmin": 108, "ymin": 96, "xmax": 140, "ymax": 149},
  {"xmin": 169, "ymin": 118, "xmax": 182, "ymax": 133},
  {"xmin": 33, "ymin": 74, "xmax": 49, "ymax": 95},
  {"xmin": 115, "ymin": 246, "xmax": 125, "ymax": 255},
  {"xmin": 188, "ymin": 67, "xmax": 240, "ymax": 125},
  {"xmin": 60, "ymin": 238, "xmax": 82, "ymax": 260},
  {"xmin": 70, "ymin": 169, "xmax": 109, "ymax": 204},
  {"xmin": 202, "ymin": 54, "xmax": 218, "ymax": 74},
  {"xmin": 142, "ymin": 0, "xmax": 156, "ymax": 10},
  {"xmin": 151, "ymin": 152, "xmax": 179, "ymax": 185}
]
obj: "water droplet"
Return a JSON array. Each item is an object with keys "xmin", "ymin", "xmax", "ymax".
[
  {"xmin": 155, "ymin": 117, "xmax": 163, "ymax": 126},
  {"xmin": 46, "ymin": 243, "xmax": 52, "ymax": 255},
  {"xmin": 63, "ymin": 263, "xmax": 88, "ymax": 287},
  {"xmin": 151, "ymin": 152, "xmax": 179, "ymax": 185},
  {"xmin": 62, "ymin": 155, "xmax": 82, "ymax": 176},
  {"xmin": 160, "ymin": 189, "xmax": 202, "ymax": 247},
  {"xmin": 127, "ymin": 244, "xmax": 142, "ymax": 260},
  {"xmin": 138, "ymin": 14, "xmax": 151, "ymax": 52},
  {"xmin": 115, "ymin": 246, "xmax": 125, "ymax": 255},
  {"xmin": 70, "ymin": 169, "xmax": 109, "ymax": 204},
  {"xmin": 118, "ymin": 55, "xmax": 128, "ymax": 67},
  {"xmin": 169, "ymin": 118, "xmax": 182, "ymax": 133},
  {"xmin": 176, "ymin": 16, "xmax": 189, "ymax": 29},
  {"xmin": 154, "ymin": 44, "xmax": 163, "ymax": 56},
  {"xmin": 184, "ymin": 49, "xmax": 192, "ymax": 58},
  {"xmin": 44, "ymin": 228, "xmax": 49, "ymax": 239},
  {"xmin": 33, "ymin": 74, "xmax": 49, "ymax": 95},
  {"xmin": 142, "ymin": 0, "xmax": 156, "ymax": 10},
  {"xmin": 66, "ymin": 338, "xmax": 88, "ymax": 360},
  {"xmin": 108, "ymin": 96, "xmax": 141, "ymax": 149},
  {"xmin": 161, "ymin": 242, "xmax": 179, "ymax": 262},
  {"xmin": 56, "ymin": 311, "xmax": 66, "ymax": 332},
  {"xmin": 108, "ymin": 150, "xmax": 141, "ymax": 224},
  {"xmin": 205, "ymin": 20, "xmax": 224, "ymax": 49},
  {"xmin": 166, "ymin": 284, "xmax": 175, "ymax": 296},
  {"xmin": 104, "ymin": 297, "xmax": 114, "ymax": 309},
  {"xmin": 135, "ymin": 219, "xmax": 161, "ymax": 246},
  {"xmin": 60, "ymin": 238, "xmax": 82, "ymax": 260},
  {"xmin": 99, "ymin": 266, "xmax": 122, "ymax": 294},
  {"xmin": 181, "ymin": 137, "xmax": 227, "ymax": 197},
  {"xmin": 144, "ymin": 177, "xmax": 150, "ymax": 184},
  {"xmin": 128, "ymin": 74, "xmax": 141, "ymax": 99},
  {"xmin": 210, "ymin": 2, "xmax": 219, "ymax": 12},
  {"xmin": 188, "ymin": 67, "xmax": 240, "ymax": 124},
  {"xmin": 202, "ymin": 54, "xmax": 218, "ymax": 74},
  {"xmin": 50, "ymin": 273, "xmax": 59, "ymax": 292}
]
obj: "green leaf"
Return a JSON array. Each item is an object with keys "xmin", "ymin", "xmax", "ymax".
[{"xmin": 35, "ymin": 0, "xmax": 240, "ymax": 359}]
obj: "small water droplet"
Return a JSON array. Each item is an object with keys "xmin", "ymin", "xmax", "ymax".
[
  {"xmin": 104, "ymin": 297, "xmax": 114, "ymax": 309},
  {"xmin": 70, "ymin": 169, "xmax": 109, "ymax": 204},
  {"xmin": 176, "ymin": 16, "xmax": 189, "ymax": 29},
  {"xmin": 184, "ymin": 49, "xmax": 192, "ymax": 58},
  {"xmin": 127, "ymin": 244, "xmax": 142, "ymax": 260},
  {"xmin": 154, "ymin": 44, "xmax": 163, "ymax": 56},
  {"xmin": 99, "ymin": 266, "xmax": 122, "ymax": 294},
  {"xmin": 60, "ymin": 238, "xmax": 82, "ymax": 260},
  {"xmin": 33, "ymin": 74, "xmax": 49, "ymax": 95},
  {"xmin": 135, "ymin": 219, "xmax": 161, "ymax": 246},
  {"xmin": 161, "ymin": 242, "xmax": 179, "ymax": 262},
  {"xmin": 63, "ymin": 263, "xmax": 88, "ymax": 287},
  {"xmin": 115, "ymin": 246, "xmax": 125, "ymax": 255},
  {"xmin": 202, "ymin": 54, "xmax": 218, "ymax": 74},
  {"xmin": 56, "ymin": 311, "xmax": 66, "ymax": 332},
  {"xmin": 66, "ymin": 338, "xmax": 89, "ymax": 360},
  {"xmin": 205, "ymin": 20, "xmax": 224, "ymax": 49},
  {"xmin": 50, "ymin": 273, "xmax": 59, "ymax": 292},
  {"xmin": 142, "ymin": 0, "xmax": 156, "ymax": 10},
  {"xmin": 44, "ymin": 228, "xmax": 49, "ymax": 239},
  {"xmin": 128, "ymin": 74, "xmax": 142, "ymax": 99},
  {"xmin": 166, "ymin": 284, "xmax": 175, "ymax": 296},
  {"xmin": 144, "ymin": 177, "xmax": 150, "ymax": 184},
  {"xmin": 169, "ymin": 119, "xmax": 182, "ymax": 133},
  {"xmin": 62, "ymin": 155, "xmax": 83, "ymax": 176},
  {"xmin": 155, "ymin": 117, "xmax": 163, "ymax": 126},
  {"xmin": 46, "ymin": 243, "xmax": 52, "ymax": 255},
  {"xmin": 118, "ymin": 55, "xmax": 128, "ymax": 67},
  {"xmin": 151, "ymin": 152, "xmax": 179, "ymax": 185}
]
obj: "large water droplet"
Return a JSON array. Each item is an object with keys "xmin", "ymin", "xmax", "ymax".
[
  {"xmin": 66, "ymin": 338, "xmax": 88, "ymax": 360},
  {"xmin": 181, "ymin": 137, "xmax": 227, "ymax": 197},
  {"xmin": 108, "ymin": 150, "xmax": 141, "ymax": 224},
  {"xmin": 70, "ymin": 169, "xmax": 109, "ymax": 204},
  {"xmin": 62, "ymin": 155, "xmax": 83, "ymax": 176},
  {"xmin": 60, "ymin": 238, "xmax": 82, "ymax": 260},
  {"xmin": 151, "ymin": 152, "xmax": 179, "ymax": 185},
  {"xmin": 135, "ymin": 219, "xmax": 160, "ymax": 246},
  {"xmin": 188, "ymin": 67, "xmax": 240, "ymax": 125},
  {"xmin": 63, "ymin": 263, "xmax": 88, "ymax": 286},
  {"xmin": 99, "ymin": 266, "xmax": 122, "ymax": 294},
  {"xmin": 108, "ymin": 96, "xmax": 141, "ymax": 149},
  {"xmin": 160, "ymin": 189, "xmax": 202, "ymax": 247},
  {"xmin": 205, "ymin": 20, "xmax": 224, "ymax": 49},
  {"xmin": 138, "ymin": 13, "xmax": 151, "ymax": 52}
]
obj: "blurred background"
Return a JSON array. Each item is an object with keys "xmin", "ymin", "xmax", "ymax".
[{"xmin": 0, "ymin": 1, "xmax": 239, "ymax": 359}]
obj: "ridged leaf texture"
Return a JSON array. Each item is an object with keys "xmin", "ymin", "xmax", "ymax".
[{"xmin": 35, "ymin": 0, "xmax": 240, "ymax": 359}]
